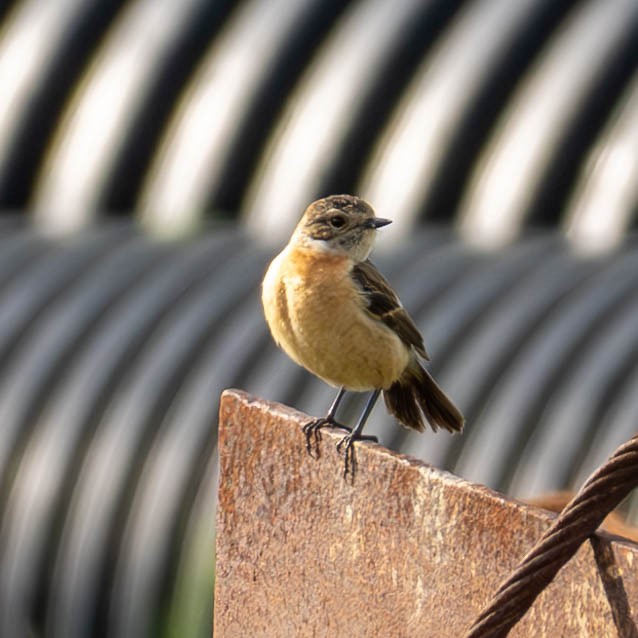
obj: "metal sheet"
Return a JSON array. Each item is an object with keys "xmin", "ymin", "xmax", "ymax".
[{"xmin": 215, "ymin": 389, "xmax": 638, "ymax": 637}]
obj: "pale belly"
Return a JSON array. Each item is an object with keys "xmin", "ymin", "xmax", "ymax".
[{"xmin": 262, "ymin": 252, "xmax": 409, "ymax": 390}]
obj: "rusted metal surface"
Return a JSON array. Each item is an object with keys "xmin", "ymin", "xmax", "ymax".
[{"xmin": 215, "ymin": 389, "xmax": 638, "ymax": 637}]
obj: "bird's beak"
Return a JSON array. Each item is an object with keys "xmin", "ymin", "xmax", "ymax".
[{"xmin": 367, "ymin": 217, "xmax": 392, "ymax": 229}]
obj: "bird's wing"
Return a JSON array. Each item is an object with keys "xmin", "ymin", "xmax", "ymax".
[{"xmin": 351, "ymin": 259, "xmax": 429, "ymax": 360}]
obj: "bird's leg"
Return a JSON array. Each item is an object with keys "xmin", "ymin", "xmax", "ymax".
[
  {"xmin": 337, "ymin": 389, "xmax": 380, "ymax": 479},
  {"xmin": 302, "ymin": 387, "xmax": 347, "ymax": 457}
]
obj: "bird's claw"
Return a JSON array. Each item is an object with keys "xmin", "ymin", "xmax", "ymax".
[
  {"xmin": 336, "ymin": 433, "xmax": 357, "ymax": 479},
  {"xmin": 302, "ymin": 418, "xmax": 326, "ymax": 458},
  {"xmin": 336, "ymin": 432, "xmax": 378, "ymax": 480}
]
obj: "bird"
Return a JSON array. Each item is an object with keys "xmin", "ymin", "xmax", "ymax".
[{"xmin": 261, "ymin": 194, "xmax": 464, "ymax": 477}]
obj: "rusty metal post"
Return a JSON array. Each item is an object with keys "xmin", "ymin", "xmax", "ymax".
[{"xmin": 214, "ymin": 389, "xmax": 638, "ymax": 637}]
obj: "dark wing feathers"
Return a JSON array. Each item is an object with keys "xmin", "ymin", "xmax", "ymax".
[{"xmin": 351, "ymin": 260, "xmax": 429, "ymax": 360}]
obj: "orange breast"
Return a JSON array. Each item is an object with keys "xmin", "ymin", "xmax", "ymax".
[{"xmin": 262, "ymin": 246, "xmax": 409, "ymax": 390}]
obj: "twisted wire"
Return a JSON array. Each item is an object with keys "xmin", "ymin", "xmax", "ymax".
[{"xmin": 464, "ymin": 434, "xmax": 638, "ymax": 638}]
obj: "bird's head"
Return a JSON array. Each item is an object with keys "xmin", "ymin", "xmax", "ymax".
[{"xmin": 292, "ymin": 194, "xmax": 391, "ymax": 261}]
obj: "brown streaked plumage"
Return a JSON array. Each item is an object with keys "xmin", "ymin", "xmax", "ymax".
[{"xmin": 261, "ymin": 194, "xmax": 464, "ymax": 477}]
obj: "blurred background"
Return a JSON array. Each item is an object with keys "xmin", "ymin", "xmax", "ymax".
[{"xmin": 0, "ymin": 0, "xmax": 637, "ymax": 636}]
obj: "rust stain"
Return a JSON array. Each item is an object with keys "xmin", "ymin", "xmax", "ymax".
[{"xmin": 214, "ymin": 389, "xmax": 638, "ymax": 638}]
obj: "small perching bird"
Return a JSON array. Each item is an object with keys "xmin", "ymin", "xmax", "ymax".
[{"xmin": 262, "ymin": 194, "xmax": 464, "ymax": 476}]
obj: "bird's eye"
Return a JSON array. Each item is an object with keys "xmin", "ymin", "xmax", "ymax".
[{"xmin": 329, "ymin": 216, "xmax": 346, "ymax": 228}]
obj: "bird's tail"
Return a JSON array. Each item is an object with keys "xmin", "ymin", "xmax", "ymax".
[{"xmin": 383, "ymin": 361, "xmax": 464, "ymax": 433}]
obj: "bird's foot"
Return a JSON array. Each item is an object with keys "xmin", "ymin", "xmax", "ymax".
[
  {"xmin": 336, "ymin": 432, "xmax": 378, "ymax": 480},
  {"xmin": 302, "ymin": 416, "xmax": 348, "ymax": 458}
]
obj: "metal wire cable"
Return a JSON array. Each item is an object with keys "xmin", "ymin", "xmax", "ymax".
[{"xmin": 464, "ymin": 433, "xmax": 638, "ymax": 638}]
